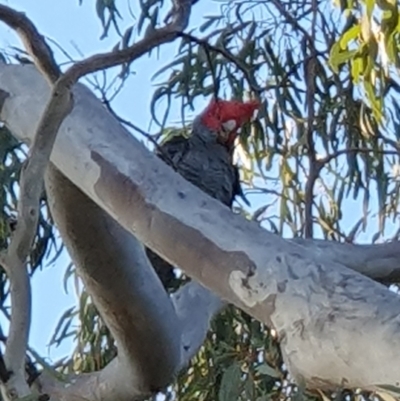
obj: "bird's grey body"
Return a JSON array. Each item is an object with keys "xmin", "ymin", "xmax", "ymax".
[
  {"xmin": 144, "ymin": 97, "xmax": 260, "ymax": 289},
  {"xmin": 157, "ymin": 131, "xmax": 239, "ymax": 207},
  {"xmin": 146, "ymin": 122, "xmax": 243, "ymax": 289}
]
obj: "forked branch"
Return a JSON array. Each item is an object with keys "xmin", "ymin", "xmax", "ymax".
[{"xmin": 0, "ymin": 1, "xmax": 195, "ymax": 399}]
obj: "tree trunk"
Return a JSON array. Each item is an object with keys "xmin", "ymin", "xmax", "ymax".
[{"xmin": 1, "ymin": 63, "xmax": 400, "ymax": 392}]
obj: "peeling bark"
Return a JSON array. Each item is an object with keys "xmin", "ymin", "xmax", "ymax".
[
  {"xmin": 42, "ymin": 165, "xmax": 225, "ymax": 401},
  {"xmin": 1, "ymin": 64, "xmax": 400, "ymax": 392},
  {"xmin": 45, "ymin": 165, "xmax": 182, "ymax": 392}
]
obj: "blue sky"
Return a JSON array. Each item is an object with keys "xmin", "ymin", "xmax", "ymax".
[
  {"xmin": 0, "ymin": 0, "xmax": 397, "ymax": 365},
  {"xmin": 0, "ymin": 0, "xmax": 223, "ymax": 362}
]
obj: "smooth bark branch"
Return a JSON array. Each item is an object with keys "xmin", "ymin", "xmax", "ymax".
[
  {"xmin": 291, "ymin": 238, "xmax": 400, "ymax": 283},
  {"xmin": 44, "ymin": 165, "xmax": 224, "ymax": 400},
  {"xmin": 0, "ymin": 50, "xmax": 68, "ymax": 401},
  {"xmin": 0, "ymin": 79, "xmax": 72, "ymax": 401},
  {"xmin": 0, "ymin": 7, "xmax": 63, "ymax": 399},
  {"xmin": 172, "ymin": 282, "xmax": 225, "ymax": 366},
  {"xmin": 2, "ymin": 64, "xmax": 400, "ymax": 391},
  {"xmin": 56, "ymin": 0, "xmax": 192, "ymax": 88},
  {"xmin": 45, "ymin": 164, "xmax": 182, "ymax": 395},
  {"xmin": 0, "ymin": 1, "xmax": 194, "ymax": 399},
  {"xmin": 0, "ymin": 5, "xmax": 60, "ymax": 83},
  {"xmin": 0, "ymin": 6, "xmax": 65, "ymax": 400}
]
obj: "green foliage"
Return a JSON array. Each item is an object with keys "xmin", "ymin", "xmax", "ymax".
[
  {"xmin": 49, "ymin": 264, "xmax": 117, "ymax": 374},
  {"xmin": 329, "ymin": 0, "xmax": 400, "ymax": 119},
  {"xmin": 30, "ymin": 0, "xmax": 400, "ymax": 399},
  {"xmin": 0, "ymin": 125, "xmax": 59, "ymax": 324},
  {"xmin": 148, "ymin": 0, "xmax": 400, "ymax": 242},
  {"xmin": 0, "ymin": 126, "xmax": 58, "ymax": 270},
  {"xmin": 95, "ymin": 0, "xmax": 122, "ymax": 39},
  {"xmin": 175, "ymin": 307, "xmax": 284, "ymax": 401}
]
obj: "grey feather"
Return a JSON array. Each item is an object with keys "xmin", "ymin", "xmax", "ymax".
[{"xmin": 147, "ymin": 120, "xmax": 248, "ymax": 288}]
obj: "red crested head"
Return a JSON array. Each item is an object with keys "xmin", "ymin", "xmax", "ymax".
[{"xmin": 198, "ymin": 99, "xmax": 260, "ymax": 148}]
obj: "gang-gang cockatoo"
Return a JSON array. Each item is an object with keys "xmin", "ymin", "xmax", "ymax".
[{"xmin": 147, "ymin": 98, "xmax": 259, "ymax": 288}]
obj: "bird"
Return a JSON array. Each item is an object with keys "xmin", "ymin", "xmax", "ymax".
[{"xmin": 147, "ymin": 98, "xmax": 259, "ymax": 289}]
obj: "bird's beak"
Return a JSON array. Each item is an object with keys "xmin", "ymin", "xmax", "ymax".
[
  {"xmin": 221, "ymin": 119, "xmax": 237, "ymax": 132},
  {"xmin": 218, "ymin": 119, "xmax": 238, "ymax": 148}
]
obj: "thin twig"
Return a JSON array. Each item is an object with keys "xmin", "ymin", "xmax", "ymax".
[
  {"xmin": 0, "ymin": 82, "xmax": 73, "ymax": 395},
  {"xmin": 268, "ymin": 0, "xmax": 314, "ymax": 45},
  {"xmin": 177, "ymin": 32, "xmax": 264, "ymax": 95},
  {"xmin": 103, "ymin": 98, "xmax": 159, "ymax": 147},
  {"xmin": 377, "ymin": 132, "xmax": 400, "ymax": 153},
  {"xmin": 174, "ymin": 33, "xmax": 221, "ymax": 97},
  {"xmin": 58, "ymin": 0, "xmax": 192, "ymax": 89},
  {"xmin": 0, "ymin": 0, "xmax": 194, "ymax": 398},
  {"xmin": 0, "ymin": 7, "xmax": 63, "ymax": 397},
  {"xmin": 263, "ymin": 0, "xmax": 322, "ymax": 239},
  {"xmin": 303, "ymin": 0, "xmax": 319, "ymax": 239},
  {"xmin": 103, "ymin": 98, "xmax": 182, "ymax": 169},
  {"xmin": 178, "ymin": 32, "xmax": 328, "ymax": 98},
  {"xmin": 0, "ymin": 5, "xmax": 60, "ymax": 83}
]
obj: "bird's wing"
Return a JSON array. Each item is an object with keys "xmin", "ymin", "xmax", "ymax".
[
  {"xmin": 156, "ymin": 134, "xmax": 189, "ymax": 168},
  {"xmin": 157, "ymin": 134, "xmax": 249, "ymax": 207}
]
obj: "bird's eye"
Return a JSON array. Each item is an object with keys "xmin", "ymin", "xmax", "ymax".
[{"xmin": 221, "ymin": 119, "xmax": 237, "ymax": 132}]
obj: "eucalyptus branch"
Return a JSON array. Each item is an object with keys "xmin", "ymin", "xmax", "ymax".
[
  {"xmin": 0, "ymin": 1, "xmax": 194, "ymax": 399},
  {"xmin": 268, "ymin": 0, "xmax": 314, "ymax": 45},
  {"xmin": 303, "ymin": 0, "xmax": 319, "ymax": 239},
  {"xmin": 58, "ymin": 0, "xmax": 192, "ymax": 89},
  {"xmin": 102, "ymin": 98, "xmax": 180, "ymax": 168},
  {"xmin": 177, "ymin": 32, "xmax": 264, "ymax": 95},
  {"xmin": 0, "ymin": 7, "xmax": 63, "ymax": 399},
  {"xmin": 0, "ymin": 81, "xmax": 72, "ymax": 400},
  {"xmin": 0, "ymin": 5, "xmax": 60, "ymax": 84},
  {"xmin": 4, "ymin": 60, "xmax": 400, "ymax": 394},
  {"xmin": 102, "ymin": 98, "xmax": 157, "ymax": 145}
]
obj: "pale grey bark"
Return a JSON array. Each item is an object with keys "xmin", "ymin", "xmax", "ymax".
[
  {"xmin": 172, "ymin": 282, "xmax": 225, "ymax": 366},
  {"xmin": 291, "ymin": 238, "xmax": 400, "ymax": 283},
  {"xmin": 1, "ymin": 64, "xmax": 400, "ymax": 396},
  {"xmin": 45, "ymin": 165, "xmax": 182, "ymax": 392},
  {"xmin": 0, "ymin": 0, "xmax": 195, "ymax": 398},
  {"xmin": 41, "ymin": 164, "xmax": 225, "ymax": 401}
]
